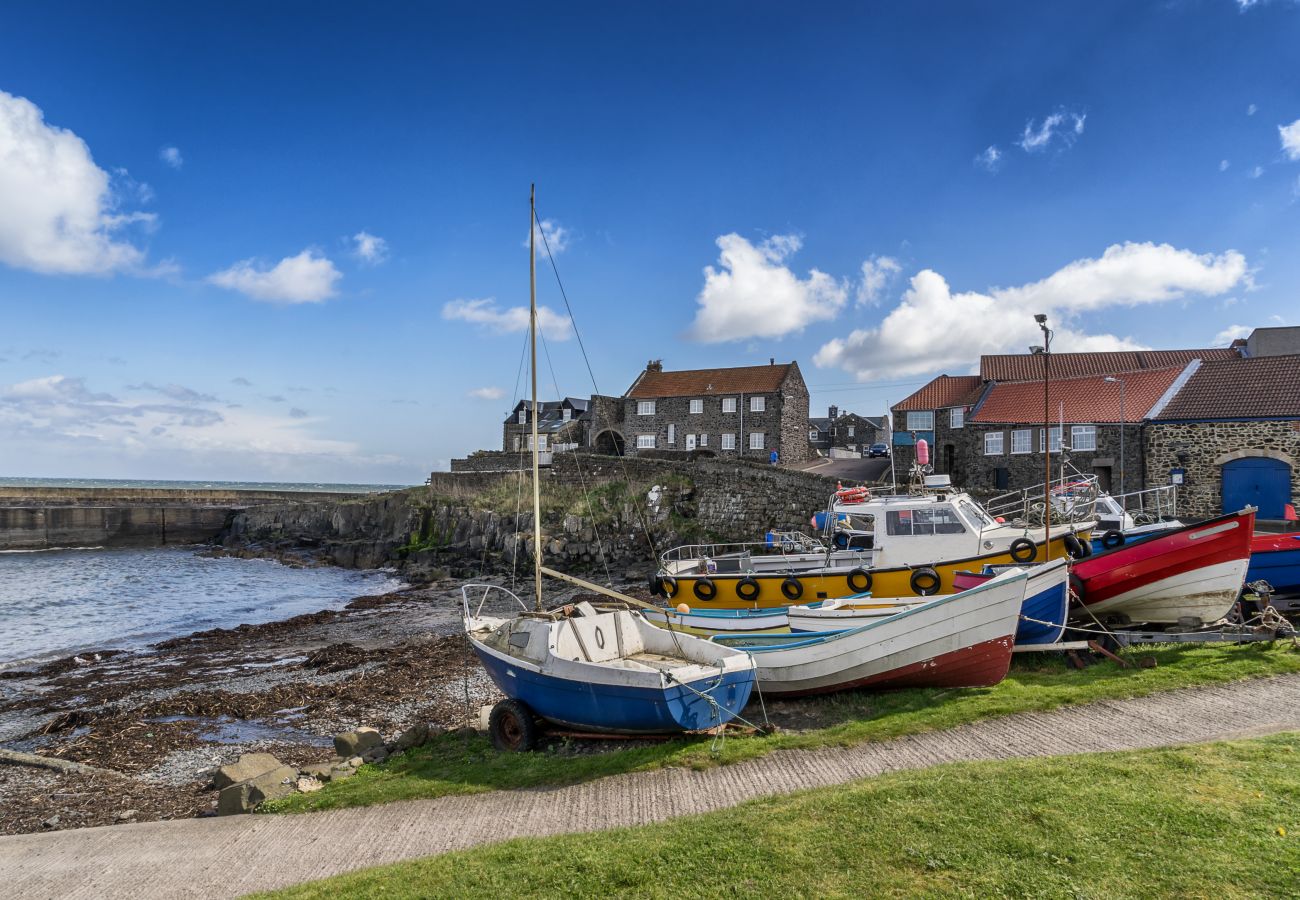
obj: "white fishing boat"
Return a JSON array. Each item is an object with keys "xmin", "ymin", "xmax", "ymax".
[{"xmin": 712, "ymin": 568, "xmax": 1029, "ymax": 696}]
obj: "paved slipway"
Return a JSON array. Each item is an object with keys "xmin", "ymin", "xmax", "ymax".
[{"xmin": 4, "ymin": 674, "xmax": 1300, "ymax": 899}]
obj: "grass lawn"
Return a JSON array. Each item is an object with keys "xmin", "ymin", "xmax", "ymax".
[
  {"xmin": 266, "ymin": 641, "xmax": 1300, "ymax": 815},
  {"xmin": 261, "ymin": 732, "xmax": 1300, "ymax": 899}
]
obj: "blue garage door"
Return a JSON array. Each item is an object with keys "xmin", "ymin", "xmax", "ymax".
[{"xmin": 1222, "ymin": 457, "xmax": 1291, "ymax": 518}]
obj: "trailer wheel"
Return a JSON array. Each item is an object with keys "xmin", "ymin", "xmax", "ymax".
[{"xmin": 489, "ymin": 699, "xmax": 539, "ymax": 753}]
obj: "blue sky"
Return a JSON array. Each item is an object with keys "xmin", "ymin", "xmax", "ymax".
[{"xmin": 1, "ymin": 1, "xmax": 1298, "ymax": 483}]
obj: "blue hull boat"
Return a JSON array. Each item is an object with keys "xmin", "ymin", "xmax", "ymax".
[
  {"xmin": 1247, "ymin": 533, "xmax": 1300, "ymax": 595},
  {"xmin": 951, "ymin": 558, "xmax": 1071, "ymax": 645},
  {"xmin": 464, "ymin": 585, "xmax": 757, "ymax": 735}
]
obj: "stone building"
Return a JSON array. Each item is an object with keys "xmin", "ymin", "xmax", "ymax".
[
  {"xmin": 808, "ymin": 406, "xmax": 886, "ymax": 454},
  {"xmin": 889, "ymin": 375, "xmax": 984, "ymax": 481},
  {"xmin": 617, "ymin": 360, "xmax": 811, "ymax": 463},
  {"xmin": 1241, "ymin": 325, "xmax": 1300, "ymax": 359},
  {"xmin": 502, "ymin": 397, "xmax": 591, "ymax": 452},
  {"xmin": 1145, "ymin": 354, "xmax": 1300, "ymax": 520},
  {"xmin": 961, "ymin": 366, "xmax": 1186, "ymax": 493}
]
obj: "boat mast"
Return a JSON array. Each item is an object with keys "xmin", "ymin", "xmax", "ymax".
[{"xmin": 529, "ymin": 184, "xmax": 543, "ymax": 610}]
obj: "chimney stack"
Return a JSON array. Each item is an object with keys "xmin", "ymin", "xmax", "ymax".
[
  {"xmin": 829, "ymin": 405, "xmax": 838, "ymax": 419},
  {"xmin": 646, "ymin": 359, "xmax": 663, "ymax": 373},
  {"xmin": 770, "ymin": 357, "xmax": 775, "ymax": 365}
]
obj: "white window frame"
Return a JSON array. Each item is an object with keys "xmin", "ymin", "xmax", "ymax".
[
  {"xmin": 527, "ymin": 434, "xmax": 548, "ymax": 451},
  {"xmin": 667, "ymin": 423, "xmax": 675, "ymax": 445},
  {"xmin": 749, "ymin": 432, "xmax": 765, "ymax": 450},
  {"xmin": 517, "ymin": 410, "xmax": 526, "ymax": 424},
  {"xmin": 722, "ymin": 398, "xmax": 737, "ymax": 413},
  {"xmin": 699, "ymin": 433, "xmax": 708, "ymax": 447},
  {"xmin": 721, "ymin": 433, "xmax": 736, "ymax": 451},
  {"xmin": 809, "ymin": 429, "xmax": 820, "ymax": 441},
  {"xmin": 689, "ymin": 398, "xmax": 703, "ymax": 415},
  {"xmin": 636, "ymin": 434, "xmax": 655, "ymax": 449},
  {"xmin": 950, "ymin": 407, "xmax": 965, "ymax": 429},
  {"xmin": 1071, "ymin": 425, "xmax": 1097, "ymax": 451},
  {"xmin": 562, "ymin": 407, "xmax": 571, "ymax": 422},
  {"xmin": 636, "ymin": 400, "xmax": 656, "ymax": 416},
  {"xmin": 847, "ymin": 425, "xmax": 855, "ymax": 437},
  {"xmin": 1011, "ymin": 429, "xmax": 1033, "ymax": 455},
  {"xmin": 984, "ymin": 432, "xmax": 1004, "ymax": 456},
  {"xmin": 1039, "ymin": 426, "xmax": 1062, "ymax": 453},
  {"xmin": 750, "ymin": 396, "xmax": 765, "ymax": 413},
  {"xmin": 905, "ymin": 410, "xmax": 934, "ymax": 431}
]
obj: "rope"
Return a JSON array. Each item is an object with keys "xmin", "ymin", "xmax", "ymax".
[{"xmin": 663, "ymin": 667, "xmax": 770, "ymax": 757}]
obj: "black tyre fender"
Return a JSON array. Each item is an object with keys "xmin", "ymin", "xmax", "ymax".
[
  {"xmin": 648, "ymin": 573, "xmax": 663, "ymax": 597},
  {"xmin": 780, "ymin": 578, "xmax": 803, "ymax": 601},
  {"xmin": 1063, "ymin": 533, "xmax": 1085, "ymax": 560},
  {"xmin": 1076, "ymin": 537, "xmax": 1093, "ymax": 558},
  {"xmin": 847, "ymin": 567, "xmax": 872, "ymax": 594},
  {"xmin": 1101, "ymin": 529, "xmax": 1124, "ymax": 550},
  {"xmin": 910, "ymin": 566, "xmax": 942, "ymax": 597},
  {"xmin": 1068, "ymin": 573, "xmax": 1086, "ymax": 605},
  {"xmin": 693, "ymin": 578, "xmax": 718, "ymax": 602},
  {"xmin": 660, "ymin": 575, "xmax": 678, "ymax": 599},
  {"xmin": 736, "ymin": 577, "xmax": 761, "ymax": 602},
  {"xmin": 489, "ymin": 699, "xmax": 539, "ymax": 753},
  {"xmin": 1009, "ymin": 537, "xmax": 1036, "ymax": 563}
]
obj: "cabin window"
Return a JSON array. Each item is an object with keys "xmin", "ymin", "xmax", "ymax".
[
  {"xmin": 636, "ymin": 401, "xmax": 656, "ymax": 416},
  {"xmin": 957, "ymin": 499, "xmax": 994, "ymax": 529},
  {"xmin": 636, "ymin": 434, "xmax": 655, "ymax": 449},
  {"xmin": 721, "ymin": 433, "xmax": 736, "ymax": 450},
  {"xmin": 905, "ymin": 411, "xmax": 934, "ymax": 431},
  {"xmin": 722, "ymin": 398, "xmax": 737, "ymax": 413},
  {"xmin": 690, "ymin": 399, "xmax": 703, "ymax": 414},
  {"xmin": 1011, "ymin": 429, "xmax": 1033, "ymax": 455},
  {"xmin": 1039, "ymin": 426, "xmax": 1062, "ymax": 453},
  {"xmin": 886, "ymin": 508, "xmax": 967, "ymax": 536},
  {"xmin": 750, "ymin": 396, "xmax": 766, "ymax": 413},
  {"xmin": 984, "ymin": 432, "xmax": 1004, "ymax": 455},
  {"xmin": 950, "ymin": 407, "xmax": 965, "ymax": 429},
  {"xmin": 749, "ymin": 432, "xmax": 765, "ymax": 450},
  {"xmin": 1072, "ymin": 425, "xmax": 1097, "ymax": 451},
  {"xmin": 667, "ymin": 424, "xmax": 675, "ymax": 445}
]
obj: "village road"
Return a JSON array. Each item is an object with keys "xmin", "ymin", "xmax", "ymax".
[{"xmin": 4, "ymin": 673, "xmax": 1299, "ymax": 899}]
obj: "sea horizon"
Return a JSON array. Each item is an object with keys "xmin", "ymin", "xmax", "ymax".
[{"xmin": 0, "ymin": 476, "xmax": 413, "ymax": 493}]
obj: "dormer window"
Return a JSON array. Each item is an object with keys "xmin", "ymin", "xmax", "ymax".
[
  {"xmin": 562, "ymin": 408, "xmax": 571, "ymax": 422},
  {"xmin": 517, "ymin": 410, "xmax": 526, "ymax": 424}
]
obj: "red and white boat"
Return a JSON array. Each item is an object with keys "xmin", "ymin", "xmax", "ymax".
[
  {"xmin": 1070, "ymin": 508, "xmax": 1256, "ymax": 625},
  {"xmin": 711, "ymin": 568, "xmax": 1028, "ymax": 697}
]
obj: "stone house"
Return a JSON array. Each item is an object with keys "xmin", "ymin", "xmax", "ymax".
[
  {"xmin": 809, "ymin": 406, "xmax": 886, "ymax": 454},
  {"xmin": 889, "ymin": 375, "xmax": 984, "ymax": 481},
  {"xmin": 502, "ymin": 397, "xmax": 591, "ymax": 453},
  {"xmin": 1145, "ymin": 354, "xmax": 1300, "ymax": 521},
  {"xmin": 616, "ymin": 360, "xmax": 811, "ymax": 463},
  {"xmin": 961, "ymin": 366, "xmax": 1186, "ymax": 494}
]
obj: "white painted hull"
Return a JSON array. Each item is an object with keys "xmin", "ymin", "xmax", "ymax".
[{"xmin": 1083, "ymin": 558, "xmax": 1249, "ymax": 625}]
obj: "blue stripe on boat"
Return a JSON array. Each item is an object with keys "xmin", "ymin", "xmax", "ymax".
[{"xmin": 1246, "ymin": 541, "xmax": 1300, "ymax": 595}]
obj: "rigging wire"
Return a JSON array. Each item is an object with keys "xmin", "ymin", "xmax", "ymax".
[{"xmin": 534, "ymin": 205, "xmax": 662, "ymax": 561}]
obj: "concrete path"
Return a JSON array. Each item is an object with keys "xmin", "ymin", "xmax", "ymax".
[{"xmin": 5, "ymin": 674, "xmax": 1300, "ymax": 899}]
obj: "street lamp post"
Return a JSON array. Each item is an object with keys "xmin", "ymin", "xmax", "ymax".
[
  {"xmin": 1104, "ymin": 375, "xmax": 1127, "ymax": 498},
  {"xmin": 1032, "ymin": 313, "xmax": 1052, "ymax": 559}
]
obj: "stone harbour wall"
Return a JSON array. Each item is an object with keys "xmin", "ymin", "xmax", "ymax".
[{"xmin": 0, "ymin": 505, "xmax": 233, "ymax": 551}]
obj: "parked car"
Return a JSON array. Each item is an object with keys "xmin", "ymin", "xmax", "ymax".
[{"xmin": 867, "ymin": 443, "xmax": 890, "ymax": 458}]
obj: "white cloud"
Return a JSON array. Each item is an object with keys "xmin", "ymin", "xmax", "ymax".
[
  {"xmin": 1249, "ymin": 165, "xmax": 1265, "ymax": 179},
  {"xmin": 0, "ymin": 90, "xmax": 153, "ymax": 275},
  {"xmin": 525, "ymin": 218, "xmax": 570, "ymax": 256},
  {"xmin": 208, "ymin": 250, "xmax": 342, "ymax": 303},
  {"xmin": 856, "ymin": 256, "xmax": 902, "ymax": 306},
  {"xmin": 126, "ymin": 382, "xmax": 218, "ymax": 403},
  {"xmin": 441, "ymin": 298, "xmax": 573, "ymax": 341},
  {"xmin": 974, "ymin": 145, "xmax": 1002, "ymax": 172},
  {"xmin": 1017, "ymin": 109, "xmax": 1087, "ymax": 153},
  {"xmin": 687, "ymin": 233, "xmax": 848, "ymax": 342},
  {"xmin": 468, "ymin": 386, "xmax": 504, "ymax": 400},
  {"xmin": 1282, "ymin": 119, "xmax": 1300, "ymax": 161},
  {"xmin": 1219, "ymin": 159, "xmax": 1230, "ymax": 172},
  {"xmin": 814, "ymin": 242, "xmax": 1249, "ymax": 381},
  {"xmin": 351, "ymin": 231, "xmax": 388, "ymax": 265},
  {"xmin": 1248, "ymin": 103, "xmax": 1258, "ymax": 116},
  {"xmin": 159, "ymin": 146, "xmax": 183, "ymax": 169},
  {"xmin": 1214, "ymin": 324, "xmax": 1253, "ymax": 345}
]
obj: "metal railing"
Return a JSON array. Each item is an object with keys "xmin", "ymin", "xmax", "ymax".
[
  {"xmin": 1114, "ymin": 484, "xmax": 1179, "ymax": 523},
  {"xmin": 660, "ymin": 531, "xmax": 825, "ymax": 565},
  {"xmin": 985, "ymin": 472, "xmax": 1101, "ymax": 526}
]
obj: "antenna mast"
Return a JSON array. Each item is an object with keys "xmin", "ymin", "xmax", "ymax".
[{"xmin": 529, "ymin": 184, "xmax": 543, "ymax": 610}]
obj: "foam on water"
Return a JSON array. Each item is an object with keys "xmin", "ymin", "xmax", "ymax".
[{"xmin": 0, "ymin": 547, "xmax": 404, "ymax": 667}]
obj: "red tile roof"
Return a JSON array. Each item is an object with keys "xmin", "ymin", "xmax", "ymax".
[
  {"xmin": 892, "ymin": 375, "xmax": 984, "ymax": 412},
  {"xmin": 626, "ymin": 362, "xmax": 796, "ymax": 398},
  {"xmin": 980, "ymin": 348, "xmax": 1238, "ymax": 382},
  {"xmin": 970, "ymin": 366, "xmax": 1186, "ymax": 424},
  {"xmin": 1154, "ymin": 355, "xmax": 1300, "ymax": 420}
]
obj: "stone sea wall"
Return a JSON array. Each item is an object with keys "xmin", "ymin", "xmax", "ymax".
[{"xmin": 0, "ymin": 505, "xmax": 233, "ymax": 551}]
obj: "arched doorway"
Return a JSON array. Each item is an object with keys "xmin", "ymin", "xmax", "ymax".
[
  {"xmin": 1222, "ymin": 456, "xmax": 1291, "ymax": 517},
  {"xmin": 593, "ymin": 429, "xmax": 626, "ymax": 456}
]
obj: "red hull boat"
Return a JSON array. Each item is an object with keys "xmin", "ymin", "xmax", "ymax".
[{"xmin": 1070, "ymin": 508, "xmax": 1255, "ymax": 625}]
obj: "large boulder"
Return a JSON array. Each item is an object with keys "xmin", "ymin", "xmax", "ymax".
[
  {"xmin": 216, "ymin": 765, "xmax": 297, "ymax": 815},
  {"xmin": 333, "ymin": 727, "xmax": 383, "ymax": 757},
  {"xmin": 391, "ymin": 723, "xmax": 429, "ymax": 752},
  {"xmin": 213, "ymin": 752, "xmax": 284, "ymax": 790}
]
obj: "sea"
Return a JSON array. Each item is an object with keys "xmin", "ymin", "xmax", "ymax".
[
  {"xmin": 0, "ymin": 478, "xmax": 411, "ymax": 668},
  {"xmin": 0, "ymin": 476, "xmax": 409, "ymax": 492}
]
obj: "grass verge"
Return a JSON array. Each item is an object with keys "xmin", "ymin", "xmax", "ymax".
[
  {"xmin": 261, "ymin": 732, "xmax": 1300, "ymax": 899},
  {"xmin": 265, "ymin": 641, "xmax": 1300, "ymax": 815}
]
